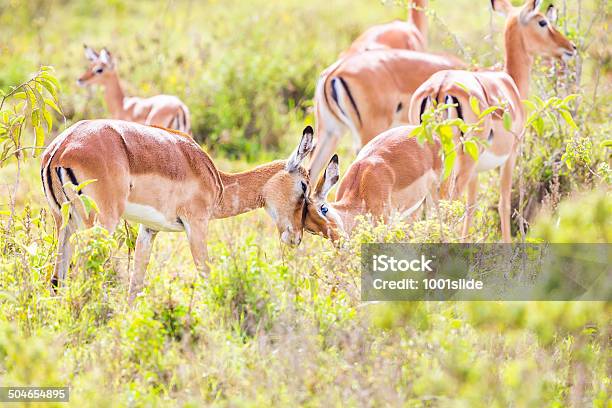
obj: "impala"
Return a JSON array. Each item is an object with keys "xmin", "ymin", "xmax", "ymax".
[
  {"xmin": 78, "ymin": 46, "xmax": 191, "ymax": 134},
  {"xmin": 408, "ymin": 0, "xmax": 576, "ymax": 242},
  {"xmin": 41, "ymin": 121, "xmax": 314, "ymax": 299},
  {"xmin": 343, "ymin": 0, "xmax": 428, "ymax": 55},
  {"xmin": 305, "ymin": 126, "xmax": 441, "ymax": 241},
  {"xmin": 309, "ymin": 48, "xmax": 464, "ymax": 179}
]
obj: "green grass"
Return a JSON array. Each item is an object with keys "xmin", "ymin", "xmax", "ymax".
[{"xmin": 0, "ymin": 0, "xmax": 610, "ymax": 406}]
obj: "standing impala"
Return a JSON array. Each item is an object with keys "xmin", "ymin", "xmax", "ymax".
[
  {"xmin": 305, "ymin": 126, "xmax": 441, "ymax": 241},
  {"xmin": 308, "ymin": 48, "xmax": 464, "ymax": 179},
  {"xmin": 343, "ymin": 0, "xmax": 428, "ymax": 55},
  {"xmin": 408, "ymin": 0, "xmax": 576, "ymax": 242},
  {"xmin": 78, "ymin": 46, "xmax": 191, "ymax": 134},
  {"xmin": 41, "ymin": 121, "xmax": 314, "ymax": 299}
]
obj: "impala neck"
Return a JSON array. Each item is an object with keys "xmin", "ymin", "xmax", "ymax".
[
  {"xmin": 409, "ymin": 0, "xmax": 428, "ymax": 44},
  {"xmin": 102, "ymin": 72, "xmax": 126, "ymax": 118},
  {"xmin": 504, "ymin": 21, "xmax": 532, "ymax": 99},
  {"xmin": 214, "ymin": 161, "xmax": 286, "ymax": 219}
]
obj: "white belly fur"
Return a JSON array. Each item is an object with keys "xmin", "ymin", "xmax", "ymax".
[
  {"xmin": 123, "ymin": 202, "xmax": 184, "ymax": 232},
  {"xmin": 476, "ymin": 151, "xmax": 509, "ymax": 172}
]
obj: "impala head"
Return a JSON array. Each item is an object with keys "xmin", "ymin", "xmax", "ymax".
[
  {"xmin": 304, "ymin": 155, "xmax": 343, "ymax": 242},
  {"xmin": 77, "ymin": 45, "xmax": 116, "ymax": 86},
  {"xmin": 492, "ymin": 0, "xmax": 576, "ymax": 60},
  {"xmin": 262, "ymin": 126, "xmax": 315, "ymax": 246}
]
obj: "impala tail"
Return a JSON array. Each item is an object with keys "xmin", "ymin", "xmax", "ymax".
[
  {"xmin": 309, "ymin": 72, "xmax": 363, "ymax": 179},
  {"xmin": 172, "ymin": 104, "xmax": 191, "ymax": 134},
  {"xmin": 41, "ymin": 162, "xmax": 86, "ymax": 289},
  {"xmin": 327, "ymin": 76, "xmax": 362, "ymax": 136}
]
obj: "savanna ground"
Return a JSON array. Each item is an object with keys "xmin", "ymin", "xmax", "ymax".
[{"xmin": 0, "ymin": 0, "xmax": 610, "ymax": 406}]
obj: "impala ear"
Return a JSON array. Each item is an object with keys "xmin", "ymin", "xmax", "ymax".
[
  {"xmin": 99, "ymin": 48, "xmax": 114, "ymax": 66},
  {"xmin": 545, "ymin": 4, "xmax": 558, "ymax": 24},
  {"xmin": 286, "ymin": 126, "xmax": 314, "ymax": 172},
  {"xmin": 490, "ymin": 0, "xmax": 512, "ymax": 17},
  {"xmin": 520, "ymin": 0, "xmax": 544, "ymax": 23},
  {"xmin": 315, "ymin": 154, "xmax": 339, "ymax": 200},
  {"xmin": 83, "ymin": 44, "xmax": 99, "ymax": 61}
]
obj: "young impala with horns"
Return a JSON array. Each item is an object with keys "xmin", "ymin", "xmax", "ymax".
[
  {"xmin": 41, "ymin": 122, "xmax": 314, "ymax": 299},
  {"xmin": 78, "ymin": 46, "xmax": 191, "ymax": 133},
  {"xmin": 408, "ymin": 0, "xmax": 576, "ymax": 242},
  {"xmin": 305, "ymin": 126, "xmax": 441, "ymax": 241}
]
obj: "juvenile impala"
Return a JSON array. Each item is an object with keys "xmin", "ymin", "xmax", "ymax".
[
  {"xmin": 78, "ymin": 46, "xmax": 191, "ymax": 133},
  {"xmin": 41, "ymin": 121, "xmax": 314, "ymax": 299},
  {"xmin": 343, "ymin": 0, "xmax": 428, "ymax": 55},
  {"xmin": 305, "ymin": 126, "xmax": 441, "ymax": 241},
  {"xmin": 408, "ymin": 0, "xmax": 576, "ymax": 242}
]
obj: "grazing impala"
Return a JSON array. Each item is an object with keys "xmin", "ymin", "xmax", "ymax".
[
  {"xmin": 343, "ymin": 0, "xmax": 428, "ymax": 55},
  {"xmin": 308, "ymin": 48, "xmax": 464, "ymax": 179},
  {"xmin": 41, "ymin": 121, "xmax": 314, "ymax": 299},
  {"xmin": 305, "ymin": 126, "xmax": 441, "ymax": 241},
  {"xmin": 78, "ymin": 46, "xmax": 191, "ymax": 133},
  {"xmin": 408, "ymin": 0, "xmax": 576, "ymax": 242}
]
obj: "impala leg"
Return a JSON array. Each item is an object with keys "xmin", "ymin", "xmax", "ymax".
[
  {"xmin": 185, "ymin": 218, "xmax": 210, "ymax": 278},
  {"xmin": 451, "ymin": 153, "xmax": 478, "ymax": 201},
  {"xmin": 51, "ymin": 213, "xmax": 75, "ymax": 291},
  {"xmin": 499, "ymin": 152, "xmax": 517, "ymax": 243},
  {"xmin": 462, "ymin": 174, "xmax": 479, "ymax": 241},
  {"xmin": 128, "ymin": 225, "xmax": 158, "ymax": 302}
]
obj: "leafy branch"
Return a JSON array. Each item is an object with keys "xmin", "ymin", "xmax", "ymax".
[
  {"xmin": 409, "ymin": 90, "xmax": 509, "ymax": 181},
  {"xmin": 0, "ymin": 66, "xmax": 63, "ymax": 166}
]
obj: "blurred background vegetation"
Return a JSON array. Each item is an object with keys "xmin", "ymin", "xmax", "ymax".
[{"xmin": 0, "ymin": 0, "xmax": 610, "ymax": 405}]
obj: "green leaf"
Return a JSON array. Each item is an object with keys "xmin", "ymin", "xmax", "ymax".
[
  {"xmin": 40, "ymin": 72, "xmax": 61, "ymax": 91},
  {"xmin": 60, "ymin": 202, "xmax": 70, "ymax": 229},
  {"xmin": 562, "ymin": 94, "xmax": 579, "ymax": 105},
  {"xmin": 79, "ymin": 194, "xmax": 99, "ymax": 217},
  {"xmin": 13, "ymin": 102, "xmax": 24, "ymax": 114},
  {"xmin": 34, "ymin": 125, "xmax": 44, "ymax": 154},
  {"xmin": 442, "ymin": 151, "xmax": 456, "ymax": 181},
  {"xmin": 533, "ymin": 95, "xmax": 545, "ymax": 107},
  {"xmin": 44, "ymin": 98, "xmax": 62, "ymax": 115},
  {"xmin": 469, "ymin": 96, "xmax": 480, "ymax": 116},
  {"xmin": 13, "ymin": 92, "xmax": 26, "ymax": 100},
  {"xmin": 408, "ymin": 126, "xmax": 422, "ymax": 139},
  {"xmin": 74, "ymin": 178, "xmax": 98, "ymax": 192},
  {"xmin": 42, "ymin": 108, "xmax": 53, "ymax": 132},
  {"xmin": 25, "ymin": 87, "xmax": 36, "ymax": 108},
  {"xmin": 437, "ymin": 124, "xmax": 454, "ymax": 141},
  {"xmin": 533, "ymin": 116, "xmax": 544, "ymax": 137},
  {"xmin": 464, "ymin": 139, "xmax": 479, "ymax": 161},
  {"xmin": 600, "ymin": 140, "xmax": 612, "ymax": 148},
  {"xmin": 478, "ymin": 106, "xmax": 498, "ymax": 119},
  {"xmin": 522, "ymin": 99, "xmax": 537, "ymax": 111},
  {"xmin": 31, "ymin": 108, "xmax": 41, "ymax": 127},
  {"xmin": 560, "ymin": 109, "xmax": 578, "ymax": 130},
  {"xmin": 503, "ymin": 111, "xmax": 513, "ymax": 132},
  {"xmin": 454, "ymin": 81, "xmax": 469, "ymax": 93},
  {"xmin": 39, "ymin": 79, "xmax": 58, "ymax": 100}
]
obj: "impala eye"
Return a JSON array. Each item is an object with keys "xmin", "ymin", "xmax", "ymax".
[
  {"xmin": 320, "ymin": 204, "xmax": 328, "ymax": 215},
  {"xmin": 94, "ymin": 67, "xmax": 104, "ymax": 74},
  {"xmin": 538, "ymin": 20, "xmax": 548, "ymax": 27},
  {"xmin": 300, "ymin": 181, "xmax": 307, "ymax": 194}
]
